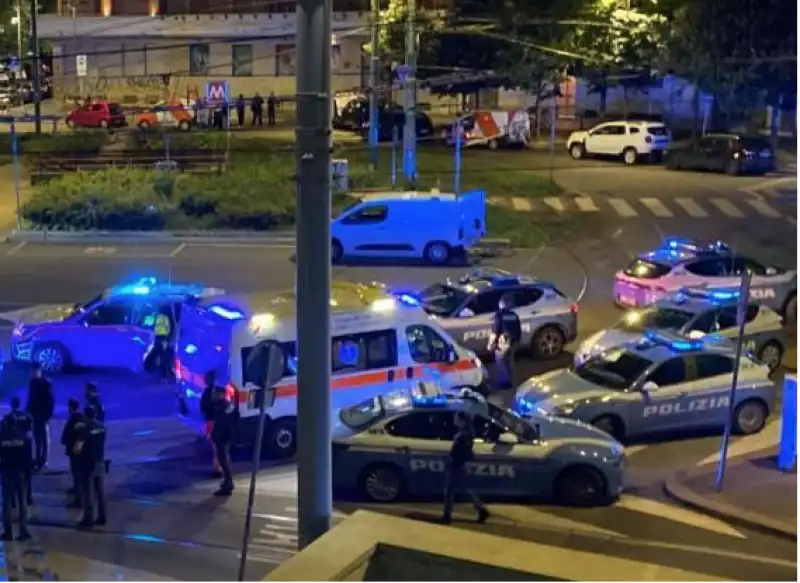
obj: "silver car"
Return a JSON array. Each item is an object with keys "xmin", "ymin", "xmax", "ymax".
[
  {"xmin": 577, "ymin": 287, "xmax": 787, "ymax": 372},
  {"xmin": 332, "ymin": 388, "xmax": 625, "ymax": 507},
  {"xmin": 407, "ymin": 268, "xmax": 578, "ymax": 358},
  {"xmin": 515, "ymin": 330, "xmax": 775, "ymax": 442}
]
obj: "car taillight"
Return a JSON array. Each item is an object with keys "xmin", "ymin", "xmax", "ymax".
[
  {"xmin": 570, "ymin": 303, "xmax": 579, "ymax": 314},
  {"xmin": 645, "ymin": 136, "xmax": 652, "ymax": 144}
]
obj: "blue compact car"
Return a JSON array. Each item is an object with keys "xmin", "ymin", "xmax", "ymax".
[
  {"xmin": 332, "ymin": 389, "xmax": 626, "ymax": 507},
  {"xmin": 7, "ymin": 277, "xmax": 225, "ymax": 373}
]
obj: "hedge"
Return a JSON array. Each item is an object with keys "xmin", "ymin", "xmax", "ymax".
[
  {"xmin": 0, "ymin": 131, "xmax": 109, "ymax": 156},
  {"xmin": 22, "ymin": 159, "xmax": 378, "ymax": 231}
]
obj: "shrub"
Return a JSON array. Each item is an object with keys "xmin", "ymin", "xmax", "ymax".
[{"xmin": 0, "ymin": 131, "xmax": 108, "ymax": 157}]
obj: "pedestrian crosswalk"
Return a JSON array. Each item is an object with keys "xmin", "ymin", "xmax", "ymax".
[{"xmin": 490, "ymin": 194, "xmax": 797, "ymax": 221}]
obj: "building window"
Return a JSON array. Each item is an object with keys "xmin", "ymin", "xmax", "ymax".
[
  {"xmin": 189, "ymin": 43, "xmax": 210, "ymax": 76},
  {"xmin": 276, "ymin": 44, "xmax": 296, "ymax": 77},
  {"xmin": 232, "ymin": 45, "xmax": 253, "ymax": 77}
]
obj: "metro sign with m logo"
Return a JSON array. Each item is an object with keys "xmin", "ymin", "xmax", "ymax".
[{"xmin": 205, "ymin": 80, "xmax": 230, "ymax": 103}]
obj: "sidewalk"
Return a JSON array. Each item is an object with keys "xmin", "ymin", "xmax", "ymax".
[{"xmin": 664, "ymin": 424, "xmax": 796, "ymax": 539}]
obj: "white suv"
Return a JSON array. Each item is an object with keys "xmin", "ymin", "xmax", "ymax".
[{"xmin": 567, "ymin": 120, "xmax": 671, "ymax": 165}]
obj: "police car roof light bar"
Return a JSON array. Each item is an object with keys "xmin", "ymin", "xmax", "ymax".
[
  {"xmin": 459, "ymin": 267, "xmax": 514, "ymax": 284},
  {"xmin": 677, "ymin": 286, "xmax": 740, "ymax": 302},
  {"xmin": 644, "ymin": 328, "xmax": 704, "ymax": 352},
  {"xmin": 663, "ymin": 238, "xmax": 730, "ymax": 254}
]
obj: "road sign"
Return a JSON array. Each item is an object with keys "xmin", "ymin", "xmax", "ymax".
[
  {"xmin": 76, "ymin": 55, "xmax": 87, "ymax": 78},
  {"xmin": 205, "ymin": 80, "xmax": 230, "ymax": 103}
]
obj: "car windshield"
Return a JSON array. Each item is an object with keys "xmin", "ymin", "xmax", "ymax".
[
  {"xmin": 418, "ymin": 283, "xmax": 470, "ymax": 316},
  {"xmin": 487, "ymin": 403, "xmax": 539, "ymax": 442},
  {"xmin": 339, "ymin": 396, "xmax": 385, "ymax": 430},
  {"xmin": 573, "ymin": 348, "xmax": 653, "ymax": 390},
  {"xmin": 334, "ymin": 198, "xmax": 363, "ymax": 219},
  {"xmin": 624, "ymin": 258, "xmax": 671, "ymax": 279},
  {"xmin": 614, "ymin": 307, "xmax": 694, "ymax": 333}
]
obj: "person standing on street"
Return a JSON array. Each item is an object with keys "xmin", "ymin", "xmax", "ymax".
[
  {"xmin": 488, "ymin": 294, "xmax": 522, "ymax": 391},
  {"xmin": 0, "ymin": 397, "xmax": 34, "ymax": 541},
  {"xmin": 251, "ymin": 93, "xmax": 264, "ymax": 127},
  {"xmin": 85, "ymin": 382, "xmax": 105, "ymax": 424},
  {"xmin": 26, "ymin": 363, "xmax": 55, "ymax": 472},
  {"xmin": 61, "ymin": 398, "xmax": 84, "ymax": 508},
  {"xmin": 267, "ymin": 92, "xmax": 277, "ymax": 126},
  {"xmin": 75, "ymin": 406, "xmax": 107, "ymax": 529},
  {"xmin": 441, "ymin": 411, "xmax": 488, "ymax": 525},
  {"xmin": 210, "ymin": 384, "xmax": 239, "ymax": 497},
  {"xmin": 235, "ymin": 94, "xmax": 246, "ymax": 127},
  {"xmin": 200, "ymin": 371, "xmax": 222, "ymax": 477}
]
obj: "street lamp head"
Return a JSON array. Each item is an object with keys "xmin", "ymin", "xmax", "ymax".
[{"xmin": 10, "ymin": 17, "xmax": 19, "ymax": 25}]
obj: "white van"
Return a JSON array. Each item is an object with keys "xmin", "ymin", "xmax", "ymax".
[
  {"xmin": 175, "ymin": 280, "xmax": 485, "ymax": 458},
  {"xmin": 331, "ymin": 190, "xmax": 487, "ymax": 265}
]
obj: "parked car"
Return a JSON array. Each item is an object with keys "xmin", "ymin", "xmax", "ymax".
[
  {"xmin": 136, "ymin": 99, "xmax": 194, "ymax": 131},
  {"xmin": 334, "ymin": 97, "xmax": 434, "ymax": 142},
  {"xmin": 665, "ymin": 134, "xmax": 775, "ymax": 176},
  {"xmin": 567, "ymin": 120, "xmax": 671, "ymax": 165},
  {"xmin": 66, "ymin": 101, "xmax": 127, "ymax": 129}
]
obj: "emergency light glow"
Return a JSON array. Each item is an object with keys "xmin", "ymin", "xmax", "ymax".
[
  {"xmin": 184, "ymin": 344, "xmax": 198, "ymax": 355},
  {"xmin": 677, "ymin": 287, "xmax": 740, "ymax": 302},
  {"xmin": 209, "ymin": 305, "xmax": 246, "ymax": 320},
  {"xmin": 249, "ymin": 313, "xmax": 276, "ymax": 334},
  {"xmin": 644, "ymin": 329, "xmax": 703, "ymax": 352},
  {"xmin": 370, "ymin": 298, "xmax": 397, "ymax": 313},
  {"xmin": 398, "ymin": 293, "xmax": 420, "ymax": 306},
  {"xmin": 412, "ymin": 395, "xmax": 450, "ymax": 407}
]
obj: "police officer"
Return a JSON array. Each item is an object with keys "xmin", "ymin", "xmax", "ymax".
[
  {"xmin": 61, "ymin": 398, "xmax": 83, "ymax": 508},
  {"xmin": 210, "ymin": 384, "xmax": 239, "ymax": 497},
  {"xmin": 75, "ymin": 405, "xmax": 107, "ymax": 529},
  {"xmin": 235, "ymin": 94, "xmax": 246, "ymax": 127},
  {"xmin": 441, "ymin": 411, "xmax": 488, "ymax": 525},
  {"xmin": 1, "ymin": 397, "xmax": 33, "ymax": 541},
  {"xmin": 488, "ymin": 294, "xmax": 522, "ymax": 390},
  {"xmin": 200, "ymin": 371, "xmax": 222, "ymax": 477},
  {"xmin": 85, "ymin": 382, "xmax": 105, "ymax": 423},
  {"xmin": 267, "ymin": 92, "xmax": 277, "ymax": 126},
  {"xmin": 26, "ymin": 363, "xmax": 54, "ymax": 471},
  {"xmin": 251, "ymin": 92, "xmax": 264, "ymax": 127},
  {"xmin": 145, "ymin": 306, "xmax": 174, "ymax": 381}
]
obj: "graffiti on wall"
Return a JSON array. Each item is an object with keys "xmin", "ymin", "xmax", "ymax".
[{"xmin": 91, "ymin": 74, "xmax": 173, "ymax": 94}]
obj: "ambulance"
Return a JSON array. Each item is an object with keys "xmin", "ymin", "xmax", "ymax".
[
  {"xmin": 441, "ymin": 109, "xmax": 531, "ymax": 149},
  {"xmin": 175, "ymin": 281, "xmax": 486, "ymax": 458}
]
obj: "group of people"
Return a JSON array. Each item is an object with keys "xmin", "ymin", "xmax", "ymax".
[
  {"xmin": 0, "ymin": 364, "xmax": 107, "ymax": 541},
  {"xmin": 195, "ymin": 92, "xmax": 278, "ymax": 130}
]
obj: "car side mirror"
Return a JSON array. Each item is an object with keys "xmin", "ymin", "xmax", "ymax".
[
  {"xmin": 457, "ymin": 308, "xmax": 473, "ymax": 318},
  {"xmin": 687, "ymin": 330, "xmax": 705, "ymax": 339},
  {"xmin": 498, "ymin": 432, "xmax": 518, "ymax": 445},
  {"xmin": 642, "ymin": 381, "xmax": 659, "ymax": 393},
  {"xmin": 766, "ymin": 267, "xmax": 778, "ymax": 276}
]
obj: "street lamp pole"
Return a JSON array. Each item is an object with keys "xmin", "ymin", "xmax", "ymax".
[
  {"xmin": 402, "ymin": 0, "xmax": 417, "ymax": 187},
  {"xmin": 29, "ymin": 0, "xmax": 42, "ymax": 134},
  {"xmin": 14, "ymin": 3, "xmax": 23, "ymax": 61}
]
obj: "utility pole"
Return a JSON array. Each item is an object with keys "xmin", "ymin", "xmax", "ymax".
[
  {"xmin": 69, "ymin": 4, "xmax": 81, "ymax": 99},
  {"xmin": 29, "ymin": 0, "xmax": 42, "ymax": 135},
  {"xmin": 367, "ymin": 0, "xmax": 379, "ymax": 168},
  {"xmin": 14, "ymin": 3, "xmax": 23, "ymax": 62},
  {"xmin": 402, "ymin": 0, "xmax": 417, "ymax": 187},
  {"xmin": 295, "ymin": 0, "xmax": 333, "ymax": 550}
]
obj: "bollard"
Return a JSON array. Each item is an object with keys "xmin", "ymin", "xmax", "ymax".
[{"xmin": 778, "ymin": 374, "xmax": 797, "ymax": 472}]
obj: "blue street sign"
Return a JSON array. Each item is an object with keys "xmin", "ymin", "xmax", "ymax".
[
  {"xmin": 8, "ymin": 56, "xmax": 21, "ymax": 72},
  {"xmin": 205, "ymin": 80, "xmax": 230, "ymax": 103},
  {"xmin": 778, "ymin": 375, "xmax": 797, "ymax": 472},
  {"xmin": 394, "ymin": 64, "xmax": 411, "ymax": 82}
]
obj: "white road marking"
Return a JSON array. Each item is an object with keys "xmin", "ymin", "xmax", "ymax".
[
  {"xmin": 608, "ymin": 198, "xmax": 638, "ymax": 218},
  {"xmin": 169, "ymin": 242, "xmax": 186, "ymax": 257},
  {"xmin": 511, "ymin": 197, "xmax": 533, "ymax": 211},
  {"xmin": 674, "ymin": 198, "xmax": 709, "ymax": 218},
  {"xmin": 83, "ymin": 246, "xmax": 117, "ymax": 255},
  {"xmin": 543, "ymin": 197, "xmax": 566, "ymax": 213},
  {"xmin": 574, "ymin": 196, "xmax": 599, "ymax": 212},
  {"xmin": 617, "ymin": 495, "xmax": 746, "ymax": 538},
  {"xmin": 6, "ymin": 242, "xmax": 26, "ymax": 256},
  {"xmin": 184, "ymin": 242, "xmax": 295, "ymax": 249},
  {"xmin": 640, "ymin": 198, "xmax": 673, "ymax": 217},
  {"xmin": 745, "ymin": 176, "xmax": 797, "ymax": 193},
  {"xmin": 487, "ymin": 196, "xmax": 506, "ymax": 207},
  {"xmin": 710, "ymin": 198, "xmax": 745, "ymax": 218},
  {"xmin": 746, "ymin": 199, "xmax": 782, "ymax": 218}
]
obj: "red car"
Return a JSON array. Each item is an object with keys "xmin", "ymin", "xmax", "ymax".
[{"xmin": 66, "ymin": 101, "xmax": 128, "ymax": 129}]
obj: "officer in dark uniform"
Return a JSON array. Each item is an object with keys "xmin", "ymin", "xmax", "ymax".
[
  {"xmin": 210, "ymin": 385, "xmax": 239, "ymax": 496},
  {"xmin": 441, "ymin": 411, "xmax": 488, "ymax": 525},
  {"xmin": 1, "ymin": 397, "xmax": 33, "ymax": 541},
  {"xmin": 75, "ymin": 405, "xmax": 107, "ymax": 529},
  {"xmin": 26, "ymin": 363, "xmax": 55, "ymax": 471},
  {"xmin": 200, "ymin": 371, "xmax": 222, "ymax": 477},
  {"xmin": 488, "ymin": 294, "xmax": 522, "ymax": 390},
  {"xmin": 61, "ymin": 398, "xmax": 83, "ymax": 508},
  {"xmin": 85, "ymin": 382, "xmax": 105, "ymax": 423}
]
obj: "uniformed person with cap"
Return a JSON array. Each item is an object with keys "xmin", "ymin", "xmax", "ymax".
[
  {"xmin": 488, "ymin": 294, "xmax": 522, "ymax": 390},
  {"xmin": 75, "ymin": 405, "xmax": 107, "ymax": 529},
  {"xmin": 0, "ymin": 396, "xmax": 34, "ymax": 541},
  {"xmin": 210, "ymin": 383, "xmax": 239, "ymax": 497}
]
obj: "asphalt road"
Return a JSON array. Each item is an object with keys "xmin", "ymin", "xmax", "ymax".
[{"xmin": 0, "ymin": 239, "xmax": 795, "ymax": 580}]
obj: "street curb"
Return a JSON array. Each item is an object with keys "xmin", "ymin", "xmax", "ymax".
[
  {"xmin": 662, "ymin": 470, "xmax": 797, "ymax": 541},
  {"xmin": 4, "ymin": 230, "xmax": 297, "ymax": 245}
]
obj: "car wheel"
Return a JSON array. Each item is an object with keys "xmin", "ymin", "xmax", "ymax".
[
  {"xmin": 100, "ymin": 120, "xmax": 109, "ymax": 129},
  {"xmin": 331, "ymin": 238, "xmax": 344, "ymax": 264},
  {"xmin": 725, "ymin": 160, "xmax": 741, "ymax": 176},
  {"xmin": 733, "ymin": 400, "xmax": 767, "ymax": 435},
  {"xmin": 590, "ymin": 415, "xmax": 625, "ymax": 441},
  {"xmin": 554, "ymin": 465, "xmax": 608, "ymax": 507},
  {"xmin": 569, "ymin": 143, "xmax": 585, "ymax": 160},
  {"xmin": 782, "ymin": 293, "xmax": 796, "ymax": 328},
  {"xmin": 32, "ymin": 343, "xmax": 69, "ymax": 373},
  {"xmin": 359, "ymin": 463, "xmax": 405, "ymax": 503},
  {"xmin": 757, "ymin": 341, "xmax": 783, "ymax": 372},
  {"xmin": 66, "ymin": 118, "xmax": 75, "ymax": 128},
  {"xmin": 531, "ymin": 326, "xmax": 565, "ymax": 359},
  {"xmin": 424, "ymin": 241, "xmax": 451, "ymax": 265},
  {"xmin": 265, "ymin": 418, "xmax": 297, "ymax": 458},
  {"xmin": 622, "ymin": 147, "xmax": 638, "ymax": 165},
  {"xmin": 487, "ymin": 139, "xmax": 499, "ymax": 151}
]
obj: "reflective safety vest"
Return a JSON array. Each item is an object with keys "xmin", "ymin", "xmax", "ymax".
[{"xmin": 154, "ymin": 314, "xmax": 171, "ymax": 337}]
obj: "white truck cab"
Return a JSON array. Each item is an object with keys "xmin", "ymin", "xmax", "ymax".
[{"xmin": 331, "ymin": 189, "xmax": 486, "ymax": 265}]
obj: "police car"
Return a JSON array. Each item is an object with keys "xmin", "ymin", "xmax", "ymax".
[
  {"xmin": 613, "ymin": 238, "xmax": 797, "ymax": 324},
  {"xmin": 397, "ymin": 268, "xmax": 578, "ymax": 358},
  {"xmin": 332, "ymin": 388, "xmax": 625, "ymax": 507},
  {"xmin": 6, "ymin": 277, "xmax": 225, "ymax": 373},
  {"xmin": 577, "ymin": 287, "xmax": 787, "ymax": 372},
  {"xmin": 515, "ymin": 330, "xmax": 775, "ymax": 442}
]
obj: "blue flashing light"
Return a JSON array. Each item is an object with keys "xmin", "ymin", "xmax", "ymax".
[
  {"xmin": 398, "ymin": 293, "xmax": 420, "ymax": 306},
  {"xmin": 412, "ymin": 395, "xmax": 450, "ymax": 407},
  {"xmin": 644, "ymin": 329, "xmax": 703, "ymax": 352},
  {"xmin": 209, "ymin": 305, "xmax": 246, "ymax": 320},
  {"xmin": 131, "ymin": 285, "xmax": 151, "ymax": 295},
  {"xmin": 514, "ymin": 396, "xmax": 535, "ymax": 414},
  {"xmin": 676, "ymin": 287, "xmax": 740, "ymax": 303},
  {"xmin": 184, "ymin": 343, "xmax": 198, "ymax": 355}
]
